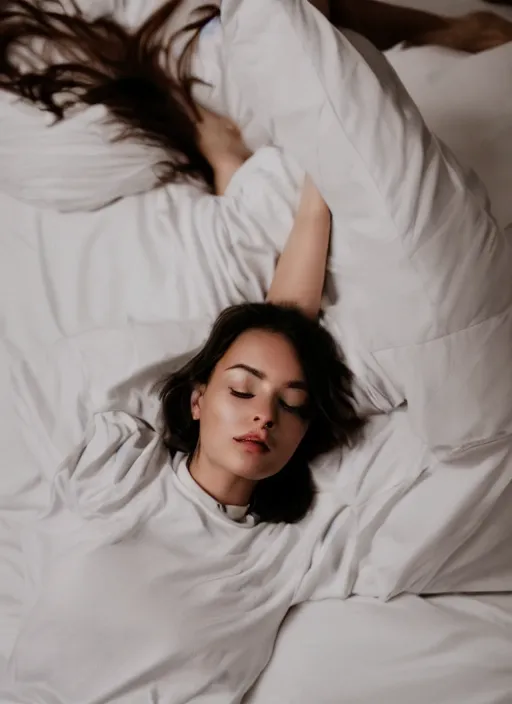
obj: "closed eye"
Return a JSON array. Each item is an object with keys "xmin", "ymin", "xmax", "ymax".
[
  {"xmin": 229, "ymin": 388, "xmax": 254, "ymax": 399},
  {"xmin": 279, "ymin": 399, "xmax": 309, "ymax": 417},
  {"xmin": 230, "ymin": 388, "xmax": 309, "ymax": 418}
]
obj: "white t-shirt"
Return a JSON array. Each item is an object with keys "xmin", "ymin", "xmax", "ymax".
[{"xmin": 4, "ymin": 410, "xmax": 352, "ymax": 704}]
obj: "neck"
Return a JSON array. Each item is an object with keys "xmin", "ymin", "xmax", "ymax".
[{"xmin": 188, "ymin": 453, "xmax": 255, "ymax": 507}]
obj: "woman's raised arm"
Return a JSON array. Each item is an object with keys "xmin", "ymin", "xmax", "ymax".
[
  {"xmin": 266, "ymin": 175, "xmax": 331, "ymax": 320},
  {"xmin": 196, "ymin": 107, "xmax": 331, "ymax": 319}
]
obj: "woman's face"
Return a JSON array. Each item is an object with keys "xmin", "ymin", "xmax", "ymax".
[{"xmin": 191, "ymin": 330, "xmax": 310, "ymax": 482}]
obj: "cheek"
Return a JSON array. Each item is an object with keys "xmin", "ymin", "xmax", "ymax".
[
  {"xmin": 200, "ymin": 392, "xmax": 245, "ymax": 437},
  {"xmin": 279, "ymin": 416, "xmax": 309, "ymax": 453}
]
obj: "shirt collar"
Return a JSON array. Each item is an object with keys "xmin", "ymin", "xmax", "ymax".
[{"xmin": 175, "ymin": 456, "xmax": 253, "ymax": 524}]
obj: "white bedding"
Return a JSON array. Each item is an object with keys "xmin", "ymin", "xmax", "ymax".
[
  {"xmin": 2, "ymin": 0, "xmax": 512, "ymax": 700},
  {"xmin": 247, "ymin": 592, "xmax": 512, "ymax": 704},
  {"xmin": 6, "ymin": 322, "xmax": 512, "ymax": 703}
]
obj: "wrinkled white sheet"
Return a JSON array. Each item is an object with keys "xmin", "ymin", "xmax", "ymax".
[
  {"xmin": 247, "ymin": 593, "xmax": 512, "ymax": 704},
  {"xmin": 5, "ymin": 320, "xmax": 512, "ymax": 703},
  {"xmin": 2, "ymin": 0, "xmax": 512, "ymax": 698}
]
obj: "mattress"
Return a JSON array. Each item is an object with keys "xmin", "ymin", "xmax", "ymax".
[{"xmin": 1, "ymin": 0, "xmax": 512, "ymax": 699}]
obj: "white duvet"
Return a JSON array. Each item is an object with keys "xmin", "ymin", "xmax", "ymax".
[{"xmin": 1, "ymin": 0, "xmax": 512, "ymax": 701}]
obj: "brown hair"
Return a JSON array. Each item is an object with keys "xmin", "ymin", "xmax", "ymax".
[{"xmin": 0, "ymin": 0, "xmax": 220, "ymax": 189}]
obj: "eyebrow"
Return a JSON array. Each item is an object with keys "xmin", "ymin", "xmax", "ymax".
[{"xmin": 226, "ymin": 364, "xmax": 307, "ymax": 390}]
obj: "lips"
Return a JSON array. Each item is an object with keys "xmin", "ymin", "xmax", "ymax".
[{"xmin": 234, "ymin": 434, "xmax": 270, "ymax": 453}]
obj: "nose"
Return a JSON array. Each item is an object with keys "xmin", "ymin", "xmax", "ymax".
[
  {"xmin": 253, "ymin": 398, "xmax": 277, "ymax": 430},
  {"xmin": 255, "ymin": 417, "xmax": 274, "ymax": 430}
]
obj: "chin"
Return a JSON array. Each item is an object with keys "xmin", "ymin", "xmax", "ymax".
[
  {"xmin": 229, "ymin": 454, "xmax": 280, "ymax": 482},
  {"xmin": 224, "ymin": 441, "xmax": 285, "ymax": 481}
]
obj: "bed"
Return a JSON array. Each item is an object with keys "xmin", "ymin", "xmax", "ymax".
[{"xmin": 1, "ymin": 0, "xmax": 512, "ymax": 701}]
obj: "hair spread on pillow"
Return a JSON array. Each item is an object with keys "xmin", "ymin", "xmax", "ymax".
[{"xmin": 0, "ymin": 0, "xmax": 220, "ymax": 189}]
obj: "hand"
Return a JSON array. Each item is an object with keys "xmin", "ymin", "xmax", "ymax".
[{"xmin": 196, "ymin": 107, "xmax": 252, "ymax": 172}]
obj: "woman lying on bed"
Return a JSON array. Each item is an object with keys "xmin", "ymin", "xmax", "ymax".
[
  {"xmin": 4, "ymin": 119, "xmax": 365, "ymax": 703},
  {"xmin": 2, "ymin": 0, "xmax": 512, "ymax": 197}
]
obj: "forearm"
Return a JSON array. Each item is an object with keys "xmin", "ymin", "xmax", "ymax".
[{"xmin": 267, "ymin": 181, "xmax": 331, "ymax": 319}]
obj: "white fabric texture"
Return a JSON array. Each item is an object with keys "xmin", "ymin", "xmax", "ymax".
[
  {"xmin": 0, "ymin": 0, "xmax": 224, "ymax": 212},
  {"xmin": 0, "ymin": 146, "xmax": 300, "ymax": 353},
  {"xmin": 0, "ymin": 98, "xmax": 164, "ymax": 212},
  {"xmin": 2, "ymin": 413, "xmax": 320, "ymax": 704},
  {"xmin": 0, "ymin": 146, "xmax": 301, "ymax": 669},
  {"xmin": 246, "ymin": 593, "xmax": 512, "ymax": 704},
  {"xmin": 8, "ymin": 318, "xmax": 408, "ymax": 703},
  {"xmin": 386, "ymin": 40, "xmax": 512, "ymax": 231},
  {"xmin": 6, "ymin": 319, "xmax": 512, "ymax": 704},
  {"xmin": 9, "ymin": 321, "xmax": 428, "ymax": 588},
  {"xmin": 7, "ymin": 413, "xmax": 512, "ymax": 704},
  {"xmin": 2, "ymin": 0, "xmax": 512, "ymax": 700},
  {"xmin": 221, "ymin": 0, "xmax": 512, "ymax": 599},
  {"xmin": 3, "ymin": 329, "xmax": 425, "ymax": 703}
]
